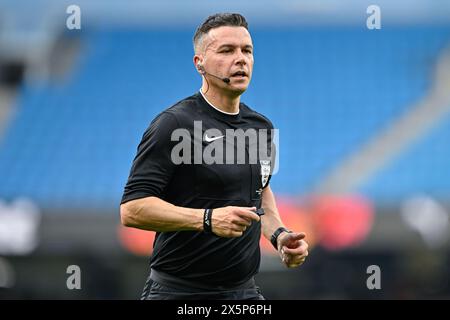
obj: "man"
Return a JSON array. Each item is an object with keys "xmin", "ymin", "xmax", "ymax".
[{"xmin": 120, "ymin": 13, "xmax": 308, "ymax": 300}]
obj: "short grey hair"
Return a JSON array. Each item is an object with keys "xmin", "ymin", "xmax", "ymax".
[{"xmin": 193, "ymin": 13, "xmax": 249, "ymax": 53}]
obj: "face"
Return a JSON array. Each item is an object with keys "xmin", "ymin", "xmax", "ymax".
[{"xmin": 194, "ymin": 26, "xmax": 254, "ymax": 95}]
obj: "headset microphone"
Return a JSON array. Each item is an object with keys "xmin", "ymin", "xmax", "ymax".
[{"xmin": 197, "ymin": 64, "xmax": 230, "ymax": 84}]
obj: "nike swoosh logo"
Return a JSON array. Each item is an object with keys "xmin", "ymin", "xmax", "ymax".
[{"xmin": 204, "ymin": 134, "xmax": 224, "ymax": 143}]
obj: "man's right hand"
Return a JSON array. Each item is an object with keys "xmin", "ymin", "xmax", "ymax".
[{"xmin": 210, "ymin": 206, "xmax": 260, "ymax": 238}]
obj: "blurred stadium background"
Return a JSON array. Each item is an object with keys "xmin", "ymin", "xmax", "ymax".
[{"xmin": 0, "ymin": 0, "xmax": 450, "ymax": 299}]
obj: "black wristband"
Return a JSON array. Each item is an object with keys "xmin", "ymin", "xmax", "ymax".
[
  {"xmin": 271, "ymin": 227, "xmax": 291, "ymax": 250},
  {"xmin": 203, "ymin": 209, "xmax": 213, "ymax": 234}
]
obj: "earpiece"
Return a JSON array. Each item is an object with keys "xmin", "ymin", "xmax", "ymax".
[
  {"xmin": 196, "ymin": 63, "xmax": 230, "ymax": 84},
  {"xmin": 197, "ymin": 63, "xmax": 205, "ymax": 74}
]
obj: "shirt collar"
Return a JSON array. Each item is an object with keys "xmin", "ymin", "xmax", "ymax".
[{"xmin": 199, "ymin": 89, "xmax": 240, "ymax": 116}]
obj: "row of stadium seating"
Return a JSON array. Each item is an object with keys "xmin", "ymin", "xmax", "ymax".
[{"xmin": 0, "ymin": 27, "xmax": 449, "ymax": 209}]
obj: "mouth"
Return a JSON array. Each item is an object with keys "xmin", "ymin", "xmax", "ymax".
[{"xmin": 230, "ymin": 70, "xmax": 248, "ymax": 78}]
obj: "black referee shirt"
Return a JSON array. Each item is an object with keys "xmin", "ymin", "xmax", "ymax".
[{"xmin": 121, "ymin": 91, "xmax": 275, "ymax": 287}]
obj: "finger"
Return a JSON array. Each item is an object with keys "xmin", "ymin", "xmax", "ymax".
[
  {"xmin": 226, "ymin": 230, "xmax": 244, "ymax": 238},
  {"xmin": 234, "ymin": 225, "xmax": 247, "ymax": 232},
  {"xmin": 281, "ymin": 245, "xmax": 308, "ymax": 256},
  {"xmin": 294, "ymin": 256, "xmax": 307, "ymax": 264},
  {"xmin": 283, "ymin": 239, "xmax": 302, "ymax": 249},
  {"xmin": 282, "ymin": 251, "xmax": 308, "ymax": 266},
  {"xmin": 234, "ymin": 218, "xmax": 252, "ymax": 227},
  {"xmin": 235, "ymin": 207, "xmax": 260, "ymax": 222},
  {"xmin": 284, "ymin": 255, "xmax": 306, "ymax": 267},
  {"xmin": 282, "ymin": 245, "xmax": 308, "ymax": 256},
  {"xmin": 232, "ymin": 224, "xmax": 248, "ymax": 232},
  {"xmin": 282, "ymin": 239, "xmax": 308, "ymax": 251},
  {"xmin": 289, "ymin": 254, "xmax": 308, "ymax": 265},
  {"xmin": 287, "ymin": 260, "xmax": 305, "ymax": 268},
  {"xmin": 287, "ymin": 232, "xmax": 306, "ymax": 241}
]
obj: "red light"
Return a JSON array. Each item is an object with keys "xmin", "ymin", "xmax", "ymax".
[
  {"xmin": 118, "ymin": 225, "xmax": 155, "ymax": 256},
  {"xmin": 310, "ymin": 195, "xmax": 374, "ymax": 250}
]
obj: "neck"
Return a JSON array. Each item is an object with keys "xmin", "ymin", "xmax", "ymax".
[{"xmin": 201, "ymin": 83, "xmax": 241, "ymax": 114}]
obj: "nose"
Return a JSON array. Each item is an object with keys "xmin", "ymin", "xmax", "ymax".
[{"xmin": 234, "ymin": 49, "xmax": 248, "ymax": 66}]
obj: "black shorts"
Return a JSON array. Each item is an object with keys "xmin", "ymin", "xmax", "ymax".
[
  {"xmin": 141, "ymin": 270, "xmax": 265, "ymax": 300},
  {"xmin": 143, "ymin": 281, "xmax": 265, "ymax": 300}
]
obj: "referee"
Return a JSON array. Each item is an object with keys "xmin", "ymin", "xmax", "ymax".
[{"xmin": 120, "ymin": 13, "xmax": 309, "ymax": 300}]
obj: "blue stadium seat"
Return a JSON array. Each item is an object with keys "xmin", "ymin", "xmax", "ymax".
[{"xmin": 0, "ymin": 27, "xmax": 449, "ymax": 209}]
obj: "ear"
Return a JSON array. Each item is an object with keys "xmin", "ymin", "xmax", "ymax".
[{"xmin": 193, "ymin": 55, "xmax": 204, "ymax": 74}]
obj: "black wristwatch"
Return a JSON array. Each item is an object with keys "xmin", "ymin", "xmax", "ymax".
[{"xmin": 271, "ymin": 227, "xmax": 291, "ymax": 250}]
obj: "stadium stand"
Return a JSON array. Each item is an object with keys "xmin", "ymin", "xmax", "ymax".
[{"xmin": 0, "ymin": 27, "xmax": 449, "ymax": 209}]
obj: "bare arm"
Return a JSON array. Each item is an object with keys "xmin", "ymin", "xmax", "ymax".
[
  {"xmin": 260, "ymin": 185, "xmax": 286, "ymax": 241},
  {"xmin": 120, "ymin": 196, "xmax": 260, "ymax": 237},
  {"xmin": 120, "ymin": 196, "xmax": 203, "ymax": 232},
  {"xmin": 260, "ymin": 185, "xmax": 309, "ymax": 268}
]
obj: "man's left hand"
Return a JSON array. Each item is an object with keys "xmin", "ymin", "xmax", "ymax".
[{"xmin": 277, "ymin": 232, "xmax": 309, "ymax": 268}]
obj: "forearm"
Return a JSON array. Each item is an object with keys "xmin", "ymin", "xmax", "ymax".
[
  {"xmin": 120, "ymin": 196, "xmax": 204, "ymax": 232},
  {"xmin": 260, "ymin": 186, "xmax": 286, "ymax": 241}
]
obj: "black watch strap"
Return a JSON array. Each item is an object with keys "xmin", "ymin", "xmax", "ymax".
[{"xmin": 271, "ymin": 227, "xmax": 291, "ymax": 250}]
